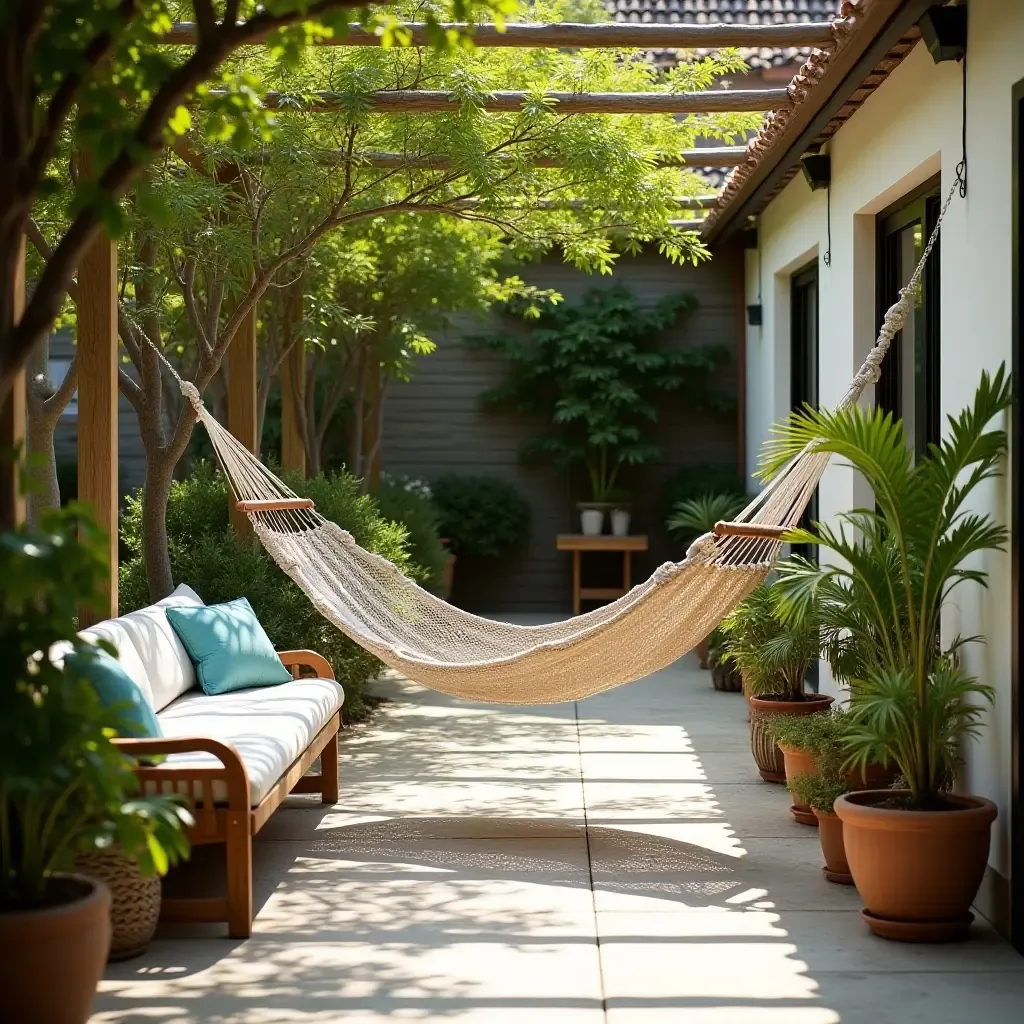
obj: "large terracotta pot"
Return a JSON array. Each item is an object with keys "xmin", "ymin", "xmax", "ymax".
[
  {"xmin": 779, "ymin": 744, "xmax": 819, "ymax": 825},
  {"xmin": 0, "ymin": 874, "xmax": 112, "ymax": 1023},
  {"xmin": 835, "ymin": 790, "xmax": 997, "ymax": 942},
  {"xmin": 748, "ymin": 693, "xmax": 834, "ymax": 783},
  {"xmin": 815, "ymin": 809, "xmax": 853, "ymax": 884}
]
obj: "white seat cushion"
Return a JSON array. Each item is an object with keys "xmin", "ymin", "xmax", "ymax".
[
  {"xmin": 82, "ymin": 584, "xmax": 204, "ymax": 711},
  {"xmin": 152, "ymin": 678, "xmax": 344, "ymax": 807}
]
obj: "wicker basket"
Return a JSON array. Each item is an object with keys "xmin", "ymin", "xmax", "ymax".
[{"xmin": 76, "ymin": 849, "xmax": 161, "ymax": 961}]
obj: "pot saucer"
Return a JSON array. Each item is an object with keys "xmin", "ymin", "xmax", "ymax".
[
  {"xmin": 822, "ymin": 866, "xmax": 854, "ymax": 886},
  {"xmin": 861, "ymin": 909, "xmax": 974, "ymax": 943},
  {"xmin": 791, "ymin": 804, "xmax": 818, "ymax": 826}
]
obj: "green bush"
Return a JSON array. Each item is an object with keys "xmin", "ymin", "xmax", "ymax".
[
  {"xmin": 660, "ymin": 463, "xmax": 746, "ymax": 525},
  {"xmin": 375, "ymin": 474, "xmax": 449, "ymax": 593},
  {"xmin": 120, "ymin": 461, "xmax": 414, "ymax": 719},
  {"xmin": 432, "ymin": 475, "xmax": 531, "ymax": 558}
]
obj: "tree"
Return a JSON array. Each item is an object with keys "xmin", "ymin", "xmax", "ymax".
[
  {"xmin": 0, "ymin": 0, "xmax": 511, "ymax": 402},
  {"xmin": 470, "ymin": 285, "xmax": 733, "ymax": 501},
  {"xmin": 279, "ymin": 213, "xmax": 556, "ymax": 477},
  {"xmin": 22, "ymin": 3, "xmax": 758, "ymax": 596}
]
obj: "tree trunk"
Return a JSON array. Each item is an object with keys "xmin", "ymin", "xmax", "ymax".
[{"xmin": 142, "ymin": 456, "xmax": 176, "ymax": 601}]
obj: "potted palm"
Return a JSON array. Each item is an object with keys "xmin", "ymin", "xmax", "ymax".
[
  {"xmin": 719, "ymin": 581, "xmax": 832, "ymax": 782},
  {"xmin": 767, "ymin": 367, "xmax": 1011, "ymax": 941},
  {"xmin": 0, "ymin": 507, "xmax": 192, "ymax": 1022},
  {"xmin": 668, "ymin": 494, "xmax": 748, "ymax": 666}
]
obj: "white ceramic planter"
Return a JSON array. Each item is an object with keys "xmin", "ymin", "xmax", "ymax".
[
  {"xmin": 580, "ymin": 508, "xmax": 605, "ymax": 536},
  {"xmin": 610, "ymin": 509, "xmax": 631, "ymax": 537}
]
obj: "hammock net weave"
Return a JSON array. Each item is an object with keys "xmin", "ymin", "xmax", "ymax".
[{"xmin": 174, "ymin": 184, "xmax": 953, "ymax": 705}]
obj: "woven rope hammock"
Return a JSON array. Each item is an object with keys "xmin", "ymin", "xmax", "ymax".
[{"xmin": 169, "ymin": 183, "xmax": 955, "ymax": 705}]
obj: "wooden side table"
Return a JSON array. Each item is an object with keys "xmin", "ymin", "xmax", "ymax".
[{"xmin": 556, "ymin": 534, "xmax": 649, "ymax": 616}]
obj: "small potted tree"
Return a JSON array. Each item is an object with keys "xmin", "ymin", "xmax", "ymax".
[
  {"xmin": 767, "ymin": 367, "xmax": 1011, "ymax": 941},
  {"xmin": 468, "ymin": 287, "xmax": 730, "ymax": 537},
  {"xmin": 720, "ymin": 581, "xmax": 832, "ymax": 782},
  {"xmin": 0, "ymin": 508, "xmax": 192, "ymax": 1022}
]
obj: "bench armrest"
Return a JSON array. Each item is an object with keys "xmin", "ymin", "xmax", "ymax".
[
  {"xmin": 113, "ymin": 736, "xmax": 250, "ymax": 812},
  {"xmin": 277, "ymin": 649, "xmax": 335, "ymax": 680}
]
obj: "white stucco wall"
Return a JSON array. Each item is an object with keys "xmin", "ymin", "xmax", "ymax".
[{"xmin": 744, "ymin": 0, "xmax": 1023, "ymax": 885}]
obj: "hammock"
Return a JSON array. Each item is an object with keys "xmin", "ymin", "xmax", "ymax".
[{"xmin": 172, "ymin": 183, "xmax": 953, "ymax": 705}]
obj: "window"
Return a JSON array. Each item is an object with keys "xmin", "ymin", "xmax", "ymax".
[
  {"xmin": 876, "ymin": 182, "xmax": 941, "ymax": 458},
  {"xmin": 790, "ymin": 262, "xmax": 819, "ymax": 564}
]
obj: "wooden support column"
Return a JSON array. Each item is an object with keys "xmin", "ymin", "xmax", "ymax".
[
  {"xmin": 227, "ymin": 295, "xmax": 257, "ymax": 535},
  {"xmin": 0, "ymin": 235, "xmax": 27, "ymax": 529},
  {"xmin": 364, "ymin": 362, "xmax": 382, "ymax": 493},
  {"xmin": 77, "ymin": 225, "xmax": 119, "ymax": 622},
  {"xmin": 280, "ymin": 283, "xmax": 305, "ymax": 476}
]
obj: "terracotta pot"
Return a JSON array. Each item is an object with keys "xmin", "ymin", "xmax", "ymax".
[
  {"xmin": 835, "ymin": 790, "xmax": 998, "ymax": 942},
  {"xmin": 748, "ymin": 693, "xmax": 834, "ymax": 783},
  {"xmin": 0, "ymin": 874, "xmax": 111, "ymax": 1023},
  {"xmin": 779, "ymin": 744, "xmax": 819, "ymax": 825},
  {"xmin": 695, "ymin": 637, "xmax": 710, "ymax": 670},
  {"xmin": 815, "ymin": 809, "xmax": 854, "ymax": 884}
]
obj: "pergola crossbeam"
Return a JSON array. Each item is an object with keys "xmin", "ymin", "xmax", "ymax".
[
  {"xmin": 237, "ymin": 89, "xmax": 788, "ymax": 115},
  {"xmin": 309, "ymin": 146, "xmax": 749, "ymax": 169},
  {"xmin": 165, "ymin": 22, "xmax": 839, "ymax": 50}
]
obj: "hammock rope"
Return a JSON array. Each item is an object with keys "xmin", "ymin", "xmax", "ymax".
[{"xmin": 152, "ymin": 180, "xmax": 957, "ymax": 704}]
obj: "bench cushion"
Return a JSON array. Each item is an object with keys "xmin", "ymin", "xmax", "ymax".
[
  {"xmin": 153, "ymin": 677, "xmax": 344, "ymax": 807},
  {"xmin": 82, "ymin": 584, "xmax": 204, "ymax": 712}
]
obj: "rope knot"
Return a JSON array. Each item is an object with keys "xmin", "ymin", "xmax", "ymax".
[
  {"xmin": 685, "ymin": 533, "xmax": 719, "ymax": 564},
  {"xmin": 180, "ymin": 381, "xmax": 203, "ymax": 411}
]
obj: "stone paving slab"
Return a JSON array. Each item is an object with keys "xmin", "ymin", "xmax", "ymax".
[{"xmin": 94, "ymin": 649, "xmax": 1024, "ymax": 1023}]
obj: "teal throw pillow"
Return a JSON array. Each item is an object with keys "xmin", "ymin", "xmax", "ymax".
[
  {"xmin": 165, "ymin": 597, "xmax": 292, "ymax": 696},
  {"xmin": 65, "ymin": 647, "xmax": 163, "ymax": 739}
]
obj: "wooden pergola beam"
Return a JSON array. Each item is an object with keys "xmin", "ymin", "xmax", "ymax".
[
  {"xmin": 165, "ymin": 21, "xmax": 838, "ymax": 50},
  {"xmin": 312, "ymin": 146, "xmax": 750, "ymax": 168},
  {"xmin": 238, "ymin": 88, "xmax": 789, "ymax": 115}
]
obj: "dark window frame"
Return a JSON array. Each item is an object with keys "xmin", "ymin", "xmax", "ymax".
[{"xmin": 875, "ymin": 176, "xmax": 942, "ymax": 459}]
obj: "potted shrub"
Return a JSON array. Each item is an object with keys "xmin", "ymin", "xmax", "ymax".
[
  {"xmin": 432, "ymin": 475, "xmax": 531, "ymax": 590},
  {"xmin": 720, "ymin": 581, "xmax": 832, "ymax": 782},
  {"xmin": 668, "ymin": 494, "xmax": 748, "ymax": 666},
  {"xmin": 468, "ymin": 287, "xmax": 730, "ymax": 538},
  {"xmin": 768, "ymin": 367, "xmax": 1011, "ymax": 941},
  {"xmin": 0, "ymin": 507, "xmax": 192, "ymax": 1021},
  {"xmin": 708, "ymin": 629, "xmax": 742, "ymax": 690},
  {"xmin": 790, "ymin": 770, "xmax": 853, "ymax": 885},
  {"xmin": 770, "ymin": 709, "xmax": 897, "ymax": 825}
]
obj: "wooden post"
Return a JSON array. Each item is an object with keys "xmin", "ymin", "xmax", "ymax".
[
  {"xmin": 77, "ymin": 225, "xmax": 119, "ymax": 622},
  {"xmin": 227, "ymin": 295, "xmax": 257, "ymax": 535},
  {"xmin": 363, "ymin": 361, "xmax": 382, "ymax": 492},
  {"xmin": 0, "ymin": 235, "xmax": 26, "ymax": 529},
  {"xmin": 280, "ymin": 283, "xmax": 305, "ymax": 476}
]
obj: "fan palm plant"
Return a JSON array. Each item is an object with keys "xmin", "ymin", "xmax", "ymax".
[
  {"xmin": 764, "ymin": 366, "xmax": 1011, "ymax": 809},
  {"xmin": 666, "ymin": 492, "xmax": 748, "ymax": 549}
]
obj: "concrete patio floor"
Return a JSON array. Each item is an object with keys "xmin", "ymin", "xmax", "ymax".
[{"xmin": 94, "ymin": 653, "xmax": 1024, "ymax": 1023}]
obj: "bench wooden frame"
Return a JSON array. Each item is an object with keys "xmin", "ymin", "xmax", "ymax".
[{"xmin": 113, "ymin": 649, "xmax": 341, "ymax": 939}]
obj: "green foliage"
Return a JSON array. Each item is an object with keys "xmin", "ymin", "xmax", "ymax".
[
  {"xmin": 470, "ymin": 286, "xmax": 730, "ymax": 500},
  {"xmin": 375, "ymin": 475, "xmax": 449, "ymax": 594},
  {"xmin": 667, "ymin": 492, "xmax": 747, "ymax": 549},
  {"xmin": 719, "ymin": 578, "xmax": 819, "ymax": 702},
  {"xmin": 767, "ymin": 367, "xmax": 1012, "ymax": 805},
  {"xmin": 660, "ymin": 463, "xmax": 747, "ymax": 524},
  {"xmin": 789, "ymin": 770, "xmax": 848, "ymax": 816},
  {"xmin": 432, "ymin": 475, "xmax": 531, "ymax": 558},
  {"xmin": 120, "ymin": 462, "xmax": 413, "ymax": 717},
  {"xmin": 768, "ymin": 707, "xmax": 849, "ymax": 759},
  {"xmin": 1, "ymin": 506, "xmax": 191, "ymax": 909}
]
